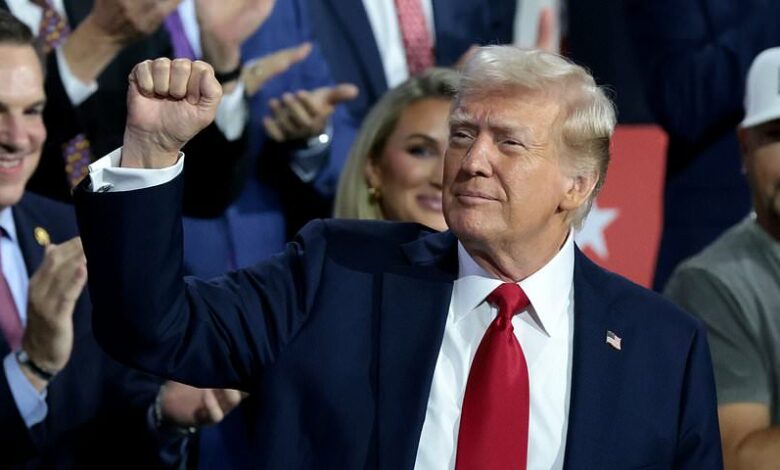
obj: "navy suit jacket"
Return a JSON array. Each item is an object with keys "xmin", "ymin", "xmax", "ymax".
[
  {"xmin": 625, "ymin": 0, "xmax": 780, "ymax": 290},
  {"xmin": 0, "ymin": 193, "xmax": 181, "ymax": 469},
  {"xmin": 75, "ymin": 175, "xmax": 723, "ymax": 469}
]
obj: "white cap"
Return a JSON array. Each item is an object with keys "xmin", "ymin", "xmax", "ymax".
[{"xmin": 742, "ymin": 47, "xmax": 780, "ymax": 128}]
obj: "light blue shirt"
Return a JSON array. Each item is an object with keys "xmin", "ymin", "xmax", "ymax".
[{"xmin": 1, "ymin": 207, "xmax": 48, "ymax": 428}]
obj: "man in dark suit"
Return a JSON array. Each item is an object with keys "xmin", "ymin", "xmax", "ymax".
[
  {"xmin": 625, "ymin": 0, "xmax": 780, "ymax": 291},
  {"xmin": 0, "ymin": 12, "xmax": 244, "ymax": 468},
  {"xmin": 76, "ymin": 46, "xmax": 722, "ymax": 468}
]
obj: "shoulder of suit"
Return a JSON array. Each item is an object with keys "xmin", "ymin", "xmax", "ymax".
[
  {"xmin": 301, "ymin": 218, "xmax": 435, "ymax": 244},
  {"xmin": 16, "ymin": 192, "xmax": 78, "ymax": 237},
  {"xmin": 577, "ymin": 250, "xmax": 704, "ymax": 334},
  {"xmin": 294, "ymin": 218, "xmax": 441, "ymax": 266}
]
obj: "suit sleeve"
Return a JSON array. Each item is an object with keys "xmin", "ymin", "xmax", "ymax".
[
  {"xmin": 624, "ymin": 0, "xmax": 780, "ymax": 146},
  {"xmin": 74, "ymin": 174, "xmax": 326, "ymax": 390},
  {"xmin": 674, "ymin": 323, "xmax": 724, "ymax": 468},
  {"xmin": 0, "ymin": 369, "xmax": 38, "ymax": 465}
]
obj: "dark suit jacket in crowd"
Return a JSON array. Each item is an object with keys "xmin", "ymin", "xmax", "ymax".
[
  {"xmin": 309, "ymin": 0, "xmax": 515, "ymax": 128},
  {"xmin": 75, "ymin": 174, "xmax": 723, "ymax": 469},
  {"xmin": 625, "ymin": 0, "xmax": 780, "ymax": 290},
  {"xmin": 0, "ymin": 0, "xmax": 250, "ymax": 218},
  {"xmin": 0, "ymin": 193, "xmax": 182, "ymax": 469}
]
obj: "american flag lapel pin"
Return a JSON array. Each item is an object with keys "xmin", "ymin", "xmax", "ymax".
[{"xmin": 606, "ymin": 330, "xmax": 622, "ymax": 351}]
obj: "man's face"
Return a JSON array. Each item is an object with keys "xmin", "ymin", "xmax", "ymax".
[
  {"xmin": 0, "ymin": 44, "xmax": 45, "ymax": 210},
  {"xmin": 743, "ymin": 119, "xmax": 780, "ymax": 229},
  {"xmin": 443, "ymin": 88, "xmax": 573, "ymax": 250}
]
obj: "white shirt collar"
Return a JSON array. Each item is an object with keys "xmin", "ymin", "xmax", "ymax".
[
  {"xmin": 0, "ymin": 207, "xmax": 17, "ymax": 243},
  {"xmin": 452, "ymin": 231, "xmax": 575, "ymax": 337}
]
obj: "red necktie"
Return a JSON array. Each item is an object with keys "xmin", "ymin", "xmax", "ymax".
[
  {"xmin": 0, "ymin": 234, "xmax": 23, "ymax": 351},
  {"xmin": 394, "ymin": 0, "xmax": 434, "ymax": 75},
  {"xmin": 456, "ymin": 283, "xmax": 531, "ymax": 470}
]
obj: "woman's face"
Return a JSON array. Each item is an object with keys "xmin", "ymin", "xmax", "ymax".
[{"xmin": 365, "ymin": 97, "xmax": 451, "ymax": 231}]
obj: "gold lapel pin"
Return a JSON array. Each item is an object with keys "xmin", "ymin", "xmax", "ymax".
[{"xmin": 34, "ymin": 227, "xmax": 50, "ymax": 247}]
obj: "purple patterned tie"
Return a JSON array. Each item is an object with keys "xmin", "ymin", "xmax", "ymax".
[
  {"xmin": 31, "ymin": 0, "xmax": 93, "ymax": 188},
  {"xmin": 164, "ymin": 10, "xmax": 197, "ymax": 60},
  {"xmin": 0, "ymin": 232, "xmax": 23, "ymax": 351}
]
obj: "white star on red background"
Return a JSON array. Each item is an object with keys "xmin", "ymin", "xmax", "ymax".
[{"xmin": 575, "ymin": 200, "xmax": 619, "ymax": 260}]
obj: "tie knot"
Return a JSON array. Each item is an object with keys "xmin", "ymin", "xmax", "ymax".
[{"xmin": 487, "ymin": 283, "xmax": 530, "ymax": 321}]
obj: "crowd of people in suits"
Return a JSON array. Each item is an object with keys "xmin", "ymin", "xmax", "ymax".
[{"xmin": 0, "ymin": 0, "xmax": 778, "ymax": 468}]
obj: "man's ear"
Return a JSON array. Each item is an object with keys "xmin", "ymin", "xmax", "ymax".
[{"xmin": 560, "ymin": 169, "xmax": 598, "ymax": 213}]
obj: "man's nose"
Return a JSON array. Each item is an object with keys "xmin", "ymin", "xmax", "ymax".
[
  {"xmin": 0, "ymin": 114, "xmax": 29, "ymax": 152},
  {"xmin": 460, "ymin": 134, "xmax": 493, "ymax": 177}
]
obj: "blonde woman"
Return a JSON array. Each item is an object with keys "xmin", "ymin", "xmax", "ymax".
[{"xmin": 334, "ymin": 68, "xmax": 459, "ymax": 231}]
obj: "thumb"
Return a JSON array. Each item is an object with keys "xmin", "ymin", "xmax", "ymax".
[
  {"xmin": 324, "ymin": 83, "xmax": 359, "ymax": 106},
  {"xmin": 199, "ymin": 66, "xmax": 223, "ymax": 108}
]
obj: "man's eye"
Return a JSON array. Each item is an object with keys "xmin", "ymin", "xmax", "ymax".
[{"xmin": 450, "ymin": 131, "xmax": 473, "ymax": 143}]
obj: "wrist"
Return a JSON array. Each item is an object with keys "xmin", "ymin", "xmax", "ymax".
[
  {"xmin": 153, "ymin": 385, "xmax": 198, "ymax": 436},
  {"xmin": 121, "ymin": 129, "xmax": 181, "ymax": 169},
  {"xmin": 201, "ymin": 38, "xmax": 240, "ymax": 75},
  {"xmin": 15, "ymin": 350, "xmax": 57, "ymax": 390}
]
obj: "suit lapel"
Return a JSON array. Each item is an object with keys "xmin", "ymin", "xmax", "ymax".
[
  {"xmin": 12, "ymin": 201, "xmax": 45, "ymax": 279},
  {"xmin": 322, "ymin": 0, "xmax": 387, "ymax": 98},
  {"xmin": 376, "ymin": 230, "xmax": 458, "ymax": 469},
  {"xmin": 562, "ymin": 250, "xmax": 626, "ymax": 468}
]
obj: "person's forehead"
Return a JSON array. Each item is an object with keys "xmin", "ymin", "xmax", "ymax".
[{"xmin": 0, "ymin": 44, "xmax": 44, "ymax": 101}]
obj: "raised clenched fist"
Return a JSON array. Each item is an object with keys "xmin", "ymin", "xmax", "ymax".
[{"xmin": 122, "ymin": 58, "xmax": 222, "ymax": 169}]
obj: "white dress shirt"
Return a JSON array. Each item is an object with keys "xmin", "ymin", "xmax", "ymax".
[
  {"xmin": 87, "ymin": 150, "xmax": 575, "ymax": 468},
  {"xmin": 6, "ymin": 0, "xmax": 246, "ymax": 141},
  {"xmin": 361, "ymin": 0, "xmax": 435, "ymax": 88},
  {"xmin": 1, "ymin": 208, "xmax": 49, "ymax": 429},
  {"xmin": 414, "ymin": 236, "xmax": 575, "ymax": 470}
]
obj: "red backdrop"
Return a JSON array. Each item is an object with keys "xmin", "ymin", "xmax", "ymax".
[{"xmin": 575, "ymin": 125, "xmax": 668, "ymax": 288}]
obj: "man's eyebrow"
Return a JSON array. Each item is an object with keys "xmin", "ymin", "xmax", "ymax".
[{"xmin": 449, "ymin": 111, "xmax": 476, "ymax": 127}]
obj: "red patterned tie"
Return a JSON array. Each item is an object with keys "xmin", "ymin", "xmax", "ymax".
[
  {"xmin": 394, "ymin": 0, "xmax": 434, "ymax": 75},
  {"xmin": 456, "ymin": 283, "xmax": 531, "ymax": 470},
  {"xmin": 0, "ymin": 235, "xmax": 23, "ymax": 351},
  {"xmin": 32, "ymin": 0, "xmax": 93, "ymax": 187}
]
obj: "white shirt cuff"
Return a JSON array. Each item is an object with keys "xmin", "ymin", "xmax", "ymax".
[
  {"xmin": 3, "ymin": 353, "xmax": 48, "ymax": 428},
  {"xmin": 55, "ymin": 47, "xmax": 99, "ymax": 106},
  {"xmin": 215, "ymin": 81, "xmax": 247, "ymax": 142},
  {"xmin": 88, "ymin": 148, "xmax": 185, "ymax": 192}
]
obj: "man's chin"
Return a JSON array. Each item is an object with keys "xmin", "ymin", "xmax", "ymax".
[{"xmin": 0, "ymin": 186, "xmax": 25, "ymax": 211}]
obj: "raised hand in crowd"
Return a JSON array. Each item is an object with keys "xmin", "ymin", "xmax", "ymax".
[
  {"xmin": 19, "ymin": 237, "xmax": 87, "ymax": 391},
  {"xmin": 263, "ymin": 83, "xmax": 359, "ymax": 143},
  {"xmin": 122, "ymin": 58, "xmax": 221, "ymax": 169},
  {"xmin": 454, "ymin": 6, "xmax": 559, "ymax": 70},
  {"xmin": 196, "ymin": 0, "xmax": 276, "ymax": 91},
  {"xmin": 62, "ymin": 0, "xmax": 182, "ymax": 83},
  {"xmin": 157, "ymin": 381, "xmax": 245, "ymax": 428},
  {"xmin": 242, "ymin": 42, "xmax": 313, "ymax": 97},
  {"xmin": 533, "ymin": 6, "xmax": 559, "ymax": 53}
]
